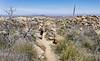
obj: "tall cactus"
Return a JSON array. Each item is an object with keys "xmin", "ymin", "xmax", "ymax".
[{"xmin": 73, "ymin": 0, "xmax": 76, "ymax": 16}]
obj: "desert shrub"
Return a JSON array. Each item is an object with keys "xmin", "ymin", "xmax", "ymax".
[
  {"xmin": 14, "ymin": 42, "xmax": 37, "ymax": 61},
  {"xmin": 0, "ymin": 33, "xmax": 11, "ymax": 48},
  {"xmin": 57, "ymin": 27, "xmax": 65, "ymax": 36},
  {"xmin": 0, "ymin": 40, "xmax": 6, "ymax": 49},
  {"xmin": 32, "ymin": 34, "xmax": 36, "ymax": 42},
  {"xmin": 55, "ymin": 39, "xmax": 95, "ymax": 61},
  {"xmin": 61, "ymin": 41, "xmax": 79, "ymax": 61}
]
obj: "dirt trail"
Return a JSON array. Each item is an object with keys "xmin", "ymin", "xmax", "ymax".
[
  {"xmin": 42, "ymin": 33, "xmax": 57, "ymax": 61},
  {"xmin": 35, "ymin": 32, "xmax": 57, "ymax": 61}
]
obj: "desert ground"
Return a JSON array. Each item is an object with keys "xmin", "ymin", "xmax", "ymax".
[{"xmin": 0, "ymin": 15, "xmax": 100, "ymax": 61}]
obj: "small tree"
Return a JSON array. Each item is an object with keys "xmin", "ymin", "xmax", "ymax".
[{"xmin": 3, "ymin": 7, "xmax": 16, "ymax": 20}]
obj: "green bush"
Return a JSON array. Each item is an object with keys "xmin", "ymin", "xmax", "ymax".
[
  {"xmin": 14, "ymin": 42, "xmax": 37, "ymax": 61},
  {"xmin": 55, "ymin": 39, "xmax": 95, "ymax": 61},
  {"xmin": 0, "ymin": 40, "xmax": 6, "ymax": 49}
]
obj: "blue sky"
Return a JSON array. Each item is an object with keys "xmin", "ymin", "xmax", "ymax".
[{"xmin": 0, "ymin": 0, "xmax": 100, "ymax": 16}]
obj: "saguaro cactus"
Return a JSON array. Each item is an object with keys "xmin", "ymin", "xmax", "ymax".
[{"xmin": 73, "ymin": 0, "xmax": 76, "ymax": 16}]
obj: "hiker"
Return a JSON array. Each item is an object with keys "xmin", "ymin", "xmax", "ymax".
[
  {"xmin": 39, "ymin": 24, "xmax": 44, "ymax": 39},
  {"xmin": 40, "ymin": 28, "xmax": 43, "ymax": 39},
  {"xmin": 53, "ymin": 34, "xmax": 57, "ymax": 44}
]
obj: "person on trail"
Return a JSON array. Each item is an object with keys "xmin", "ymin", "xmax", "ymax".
[
  {"xmin": 40, "ymin": 28, "xmax": 43, "ymax": 39},
  {"xmin": 39, "ymin": 24, "xmax": 44, "ymax": 39},
  {"xmin": 53, "ymin": 34, "xmax": 57, "ymax": 44}
]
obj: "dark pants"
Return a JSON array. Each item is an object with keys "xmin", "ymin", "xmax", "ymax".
[{"xmin": 40, "ymin": 30, "xmax": 43, "ymax": 36}]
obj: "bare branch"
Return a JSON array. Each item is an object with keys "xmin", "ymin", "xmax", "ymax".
[{"xmin": 3, "ymin": 6, "xmax": 16, "ymax": 20}]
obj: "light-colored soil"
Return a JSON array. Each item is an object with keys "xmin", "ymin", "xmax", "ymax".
[{"xmin": 35, "ymin": 32, "xmax": 57, "ymax": 61}]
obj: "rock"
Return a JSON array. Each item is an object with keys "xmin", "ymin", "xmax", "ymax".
[{"xmin": 48, "ymin": 37, "xmax": 54, "ymax": 40}]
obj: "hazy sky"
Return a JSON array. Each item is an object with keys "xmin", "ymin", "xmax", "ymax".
[{"xmin": 0, "ymin": 0, "xmax": 100, "ymax": 16}]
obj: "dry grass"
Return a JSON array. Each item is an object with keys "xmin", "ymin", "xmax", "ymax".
[
  {"xmin": 14, "ymin": 42, "xmax": 38, "ymax": 61},
  {"xmin": 55, "ymin": 39, "xmax": 95, "ymax": 61}
]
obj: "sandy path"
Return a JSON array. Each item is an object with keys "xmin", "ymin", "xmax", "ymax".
[
  {"xmin": 42, "ymin": 33, "xmax": 57, "ymax": 61},
  {"xmin": 35, "ymin": 32, "xmax": 57, "ymax": 61}
]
